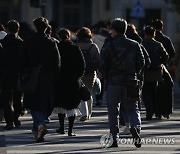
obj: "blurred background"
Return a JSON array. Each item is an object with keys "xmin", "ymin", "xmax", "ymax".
[{"xmin": 0, "ymin": 0, "xmax": 179, "ymax": 49}]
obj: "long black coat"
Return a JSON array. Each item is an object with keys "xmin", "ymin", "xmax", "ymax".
[
  {"xmin": 54, "ymin": 40, "xmax": 85, "ymax": 110},
  {"xmin": 22, "ymin": 32, "xmax": 61, "ymax": 113},
  {"xmin": 0, "ymin": 34, "xmax": 23, "ymax": 89}
]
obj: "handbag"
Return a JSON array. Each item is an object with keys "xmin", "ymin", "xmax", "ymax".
[
  {"xmin": 79, "ymin": 79, "xmax": 91, "ymax": 101},
  {"xmin": 122, "ymin": 79, "xmax": 140, "ymax": 102},
  {"xmin": 17, "ymin": 66, "xmax": 42, "ymax": 94}
]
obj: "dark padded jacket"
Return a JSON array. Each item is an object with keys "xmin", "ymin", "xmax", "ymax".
[{"xmin": 99, "ymin": 34, "xmax": 145, "ymax": 85}]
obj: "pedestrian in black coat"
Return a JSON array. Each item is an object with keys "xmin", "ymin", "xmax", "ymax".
[
  {"xmin": 22, "ymin": 17, "xmax": 61, "ymax": 142},
  {"xmin": 54, "ymin": 28, "xmax": 85, "ymax": 136},
  {"xmin": 0, "ymin": 20, "xmax": 23, "ymax": 130}
]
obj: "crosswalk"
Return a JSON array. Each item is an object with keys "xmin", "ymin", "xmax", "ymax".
[
  {"xmin": 1, "ymin": 82, "xmax": 180, "ymax": 154},
  {"xmin": 1, "ymin": 106, "xmax": 180, "ymax": 154}
]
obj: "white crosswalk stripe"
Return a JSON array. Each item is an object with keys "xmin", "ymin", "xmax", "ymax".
[{"xmin": 1, "ymin": 106, "xmax": 180, "ymax": 154}]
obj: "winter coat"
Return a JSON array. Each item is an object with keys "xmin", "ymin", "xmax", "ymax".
[
  {"xmin": 22, "ymin": 32, "xmax": 61, "ymax": 113},
  {"xmin": 77, "ymin": 39, "xmax": 100, "ymax": 90},
  {"xmin": 155, "ymin": 31, "xmax": 175, "ymax": 61},
  {"xmin": 0, "ymin": 34, "xmax": 23, "ymax": 89},
  {"xmin": 142, "ymin": 38, "xmax": 169, "ymax": 81},
  {"xmin": 54, "ymin": 40, "xmax": 85, "ymax": 110},
  {"xmin": 99, "ymin": 34, "xmax": 145, "ymax": 85}
]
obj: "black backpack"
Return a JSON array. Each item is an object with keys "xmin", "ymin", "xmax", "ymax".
[{"xmin": 82, "ymin": 44, "xmax": 94, "ymax": 75}]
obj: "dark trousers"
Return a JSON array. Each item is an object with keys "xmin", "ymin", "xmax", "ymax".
[
  {"xmin": 142, "ymin": 81, "xmax": 157, "ymax": 117},
  {"xmin": 2, "ymin": 88, "xmax": 22, "ymax": 124}
]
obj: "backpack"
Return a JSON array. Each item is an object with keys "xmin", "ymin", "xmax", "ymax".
[{"xmin": 82, "ymin": 44, "xmax": 94, "ymax": 75}]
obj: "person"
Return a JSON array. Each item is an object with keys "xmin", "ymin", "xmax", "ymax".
[
  {"xmin": 152, "ymin": 19, "xmax": 175, "ymax": 62},
  {"xmin": 98, "ymin": 18, "xmax": 145, "ymax": 148},
  {"xmin": 142, "ymin": 26, "xmax": 169, "ymax": 120},
  {"xmin": 22, "ymin": 17, "xmax": 61, "ymax": 142},
  {"xmin": 54, "ymin": 28, "xmax": 85, "ymax": 136},
  {"xmin": 121, "ymin": 24, "xmax": 151, "ymax": 135},
  {"xmin": 152, "ymin": 19, "xmax": 175, "ymax": 119},
  {"xmin": 44, "ymin": 24, "xmax": 59, "ymax": 123},
  {"xmin": 0, "ymin": 20, "xmax": 23, "ymax": 130},
  {"xmin": 76, "ymin": 27, "xmax": 100, "ymax": 121},
  {"xmin": 0, "ymin": 42, "xmax": 4, "ymax": 122},
  {"xmin": 0, "ymin": 23, "xmax": 7, "ymax": 123},
  {"xmin": 92, "ymin": 21, "xmax": 112, "ymax": 107}
]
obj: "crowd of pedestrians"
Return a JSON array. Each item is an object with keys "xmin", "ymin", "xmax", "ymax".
[{"xmin": 0, "ymin": 16, "xmax": 177, "ymax": 148}]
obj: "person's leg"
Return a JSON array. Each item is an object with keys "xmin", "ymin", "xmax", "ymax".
[
  {"xmin": 87, "ymin": 94, "xmax": 93, "ymax": 119},
  {"xmin": 80, "ymin": 101, "xmax": 88, "ymax": 121},
  {"xmin": 30, "ymin": 110, "xmax": 47, "ymax": 142},
  {"xmin": 68, "ymin": 115, "xmax": 76, "ymax": 136},
  {"xmin": 56, "ymin": 113, "xmax": 65, "ymax": 134},
  {"xmin": 142, "ymin": 81, "xmax": 156, "ymax": 120},
  {"xmin": 2, "ymin": 88, "xmax": 14, "ymax": 130},
  {"xmin": 106, "ymin": 85, "xmax": 121, "ymax": 147},
  {"xmin": 13, "ymin": 89, "xmax": 22, "ymax": 127},
  {"xmin": 123, "ymin": 101, "xmax": 141, "ymax": 148}
]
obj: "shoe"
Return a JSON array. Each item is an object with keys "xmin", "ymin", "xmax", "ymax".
[
  {"xmin": 68, "ymin": 132, "xmax": 76, "ymax": 136},
  {"xmin": 14, "ymin": 120, "xmax": 21, "ymax": 128},
  {"xmin": 80, "ymin": 116, "xmax": 88, "ymax": 121},
  {"xmin": 4, "ymin": 124, "xmax": 15, "ymax": 130},
  {"xmin": 130, "ymin": 127, "xmax": 141, "ymax": 148},
  {"xmin": 56, "ymin": 128, "xmax": 65, "ymax": 134},
  {"xmin": 36, "ymin": 124, "xmax": 47, "ymax": 143},
  {"xmin": 121, "ymin": 126, "xmax": 131, "ymax": 135},
  {"xmin": 108, "ymin": 140, "xmax": 118, "ymax": 148}
]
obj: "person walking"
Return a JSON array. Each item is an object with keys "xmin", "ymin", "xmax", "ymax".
[
  {"xmin": 99, "ymin": 18, "xmax": 145, "ymax": 148},
  {"xmin": 76, "ymin": 27, "xmax": 100, "ymax": 121},
  {"xmin": 22, "ymin": 17, "xmax": 61, "ymax": 142},
  {"xmin": 0, "ymin": 20, "xmax": 23, "ymax": 130},
  {"xmin": 54, "ymin": 28, "xmax": 85, "ymax": 136},
  {"xmin": 152, "ymin": 19, "xmax": 175, "ymax": 119},
  {"xmin": 142, "ymin": 26, "xmax": 169, "ymax": 120}
]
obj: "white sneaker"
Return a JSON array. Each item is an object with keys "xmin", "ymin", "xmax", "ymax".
[{"xmin": 121, "ymin": 126, "xmax": 131, "ymax": 135}]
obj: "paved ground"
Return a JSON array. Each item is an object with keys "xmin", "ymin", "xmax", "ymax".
[{"xmin": 0, "ymin": 82, "xmax": 180, "ymax": 154}]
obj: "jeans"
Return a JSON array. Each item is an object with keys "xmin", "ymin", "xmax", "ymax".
[
  {"xmin": 30, "ymin": 110, "xmax": 46, "ymax": 131},
  {"xmin": 106, "ymin": 85, "xmax": 141, "ymax": 140}
]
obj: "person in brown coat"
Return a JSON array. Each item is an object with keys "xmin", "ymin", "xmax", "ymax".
[{"xmin": 76, "ymin": 27, "xmax": 100, "ymax": 121}]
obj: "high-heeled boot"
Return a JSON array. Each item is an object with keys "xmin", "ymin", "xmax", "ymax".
[
  {"xmin": 56, "ymin": 113, "xmax": 65, "ymax": 134},
  {"xmin": 68, "ymin": 115, "xmax": 76, "ymax": 136}
]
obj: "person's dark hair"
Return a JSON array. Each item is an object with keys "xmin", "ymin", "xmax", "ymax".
[
  {"xmin": 0, "ymin": 23, "xmax": 6, "ymax": 31},
  {"xmin": 111, "ymin": 18, "xmax": 127, "ymax": 34},
  {"xmin": 127, "ymin": 24, "xmax": 138, "ymax": 34},
  {"xmin": 144, "ymin": 26, "xmax": 156, "ymax": 37},
  {"xmin": 152, "ymin": 19, "xmax": 163, "ymax": 31},
  {"xmin": 7, "ymin": 20, "xmax": 20, "ymax": 33},
  {"xmin": 76, "ymin": 27, "xmax": 93, "ymax": 40},
  {"xmin": 58, "ymin": 28, "xmax": 70, "ymax": 40},
  {"xmin": 33, "ymin": 17, "xmax": 49, "ymax": 32}
]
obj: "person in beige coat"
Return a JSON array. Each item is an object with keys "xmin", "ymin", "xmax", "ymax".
[{"xmin": 76, "ymin": 27, "xmax": 100, "ymax": 121}]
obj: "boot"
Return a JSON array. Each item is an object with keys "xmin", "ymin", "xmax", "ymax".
[
  {"xmin": 130, "ymin": 127, "xmax": 141, "ymax": 148},
  {"xmin": 56, "ymin": 113, "xmax": 65, "ymax": 134},
  {"xmin": 68, "ymin": 115, "xmax": 76, "ymax": 136}
]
